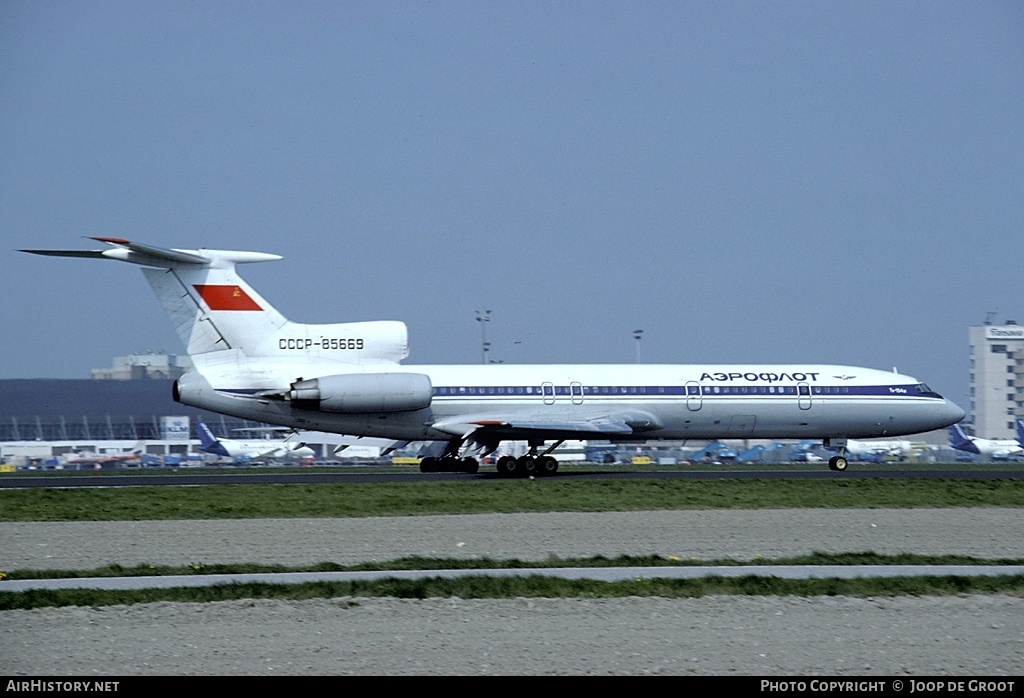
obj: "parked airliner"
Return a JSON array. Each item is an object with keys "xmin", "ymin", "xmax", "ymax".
[
  {"xmin": 948, "ymin": 423, "xmax": 1023, "ymax": 460},
  {"xmin": 844, "ymin": 438, "xmax": 915, "ymax": 460},
  {"xmin": 197, "ymin": 422, "xmax": 315, "ymax": 462},
  {"xmin": 22, "ymin": 238, "xmax": 965, "ymax": 475}
]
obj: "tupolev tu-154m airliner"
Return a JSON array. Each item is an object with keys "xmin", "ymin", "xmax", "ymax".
[{"xmin": 22, "ymin": 238, "xmax": 965, "ymax": 475}]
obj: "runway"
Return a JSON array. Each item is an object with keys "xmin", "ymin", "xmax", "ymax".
[{"xmin": 3, "ymin": 462, "xmax": 1023, "ymax": 489}]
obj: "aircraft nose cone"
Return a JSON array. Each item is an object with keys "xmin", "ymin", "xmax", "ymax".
[{"xmin": 942, "ymin": 400, "xmax": 966, "ymax": 427}]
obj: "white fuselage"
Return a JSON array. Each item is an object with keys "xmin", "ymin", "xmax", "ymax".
[
  {"xmin": 845, "ymin": 439, "xmax": 914, "ymax": 456},
  {"xmin": 175, "ymin": 358, "xmax": 965, "ymax": 443},
  {"xmin": 205, "ymin": 438, "xmax": 315, "ymax": 460}
]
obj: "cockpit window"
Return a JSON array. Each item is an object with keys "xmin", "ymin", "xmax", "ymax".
[{"xmin": 915, "ymin": 383, "xmax": 942, "ymax": 398}]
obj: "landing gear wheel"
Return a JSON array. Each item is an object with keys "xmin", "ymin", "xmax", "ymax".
[
  {"xmin": 496, "ymin": 455, "xmax": 519, "ymax": 478},
  {"xmin": 828, "ymin": 456, "xmax": 849, "ymax": 472},
  {"xmin": 538, "ymin": 455, "xmax": 559, "ymax": 476},
  {"xmin": 419, "ymin": 457, "xmax": 437, "ymax": 473},
  {"xmin": 520, "ymin": 457, "xmax": 539, "ymax": 477},
  {"xmin": 460, "ymin": 457, "xmax": 479, "ymax": 474}
]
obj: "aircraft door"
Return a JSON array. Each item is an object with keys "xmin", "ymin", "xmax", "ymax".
[
  {"xmin": 570, "ymin": 382, "xmax": 584, "ymax": 405},
  {"xmin": 729, "ymin": 415, "xmax": 756, "ymax": 437},
  {"xmin": 797, "ymin": 382, "xmax": 812, "ymax": 410},
  {"xmin": 686, "ymin": 381, "xmax": 702, "ymax": 411},
  {"xmin": 542, "ymin": 382, "xmax": 556, "ymax": 405}
]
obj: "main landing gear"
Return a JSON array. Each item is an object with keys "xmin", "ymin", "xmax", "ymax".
[
  {"xmin": 494, "ymin": 454, "xmax": 559, "ymax": 478},
  {"xmin": 419, "ymin": 456, "xmax": 479, "ymax": 474},
  {"xmin": 418, "ymin": 438, "xmax": 563, "ymax": 477},
  {"xmin": 493, "ymin": 440, "xmax": 563, "ymax": 478},
  {"xmin": 418, "ymin": 454, "xmax": 560, "ymax": 477}
]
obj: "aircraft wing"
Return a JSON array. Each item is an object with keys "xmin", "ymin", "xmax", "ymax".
[
  {"xmin": 431, "ymin": 411, "xmax": 660, "ymax": 440},
  {"xmin": 286, "ymin": 431, "xmax": 409, "ymax": 456}
]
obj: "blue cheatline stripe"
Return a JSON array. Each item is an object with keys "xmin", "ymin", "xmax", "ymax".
[
  {"xmin": 217, "ymin": 385, "xmax": 944, "ymax": 400},
  {"xmin": 429, "ymin": 385, "xmax": 939, "ymax": 398}
]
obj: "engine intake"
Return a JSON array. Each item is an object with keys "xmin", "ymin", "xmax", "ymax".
[{"xmin": 288, "ymin": 373, "xmax": 432, "ymax": 413}]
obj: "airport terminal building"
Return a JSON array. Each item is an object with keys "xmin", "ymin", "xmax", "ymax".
[
  {"xmin": 0, "ymin": 353, "xmax": 261, "ymax": 465},
  {"xmin": 969, "ymin": 322, "xmax": 1024, "ymax": 439},
  {"xmin": 0, "ymin": 377, "xmax": 253, "ymax": 442}
]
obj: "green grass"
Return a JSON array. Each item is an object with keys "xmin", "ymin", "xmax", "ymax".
[
  {"xmin": 3, "ymin": 573, "xmax": 1023, "ymax": 611},
  {"xmin": 6, "ymin": 551, "xmax": 1024, "ymax": 581},
  {"xmin": 5, "ymin": 551, "xmax": 1024, "ymax": 610},
  {"xmin": 3, "ymin": 478, "xmax": 1023, "ymax": 521}
]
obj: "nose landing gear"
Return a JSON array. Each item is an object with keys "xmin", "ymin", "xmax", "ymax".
[
  {"xmin": 827, "ymin": 455, "xmax": 849, "ymax": 471},
  {"xmin": 824, "ymin": 438, "xmax": 849, "ymax": 472}
]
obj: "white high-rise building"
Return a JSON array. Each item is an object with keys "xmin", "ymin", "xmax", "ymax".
[{"xmin": 969, "ymin": 322, "xmax": 1024, "ymax": 439}]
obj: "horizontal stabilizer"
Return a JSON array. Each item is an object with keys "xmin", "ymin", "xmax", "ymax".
[
  {"xmin": 21, "ymin": 237, "xmax": 282, "ymax": 268},
  {"xmin": 18, "ymin": 248, "xmax": 109, "ymax": 260}
]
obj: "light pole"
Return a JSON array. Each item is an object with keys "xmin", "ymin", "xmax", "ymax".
[
  {"xmin": 476, "ymin": 310, "xmax": 491, "ymax": 364},
  {"xmin": 633, "ymin": 329, "xmax": 643, "ymax": 363}
]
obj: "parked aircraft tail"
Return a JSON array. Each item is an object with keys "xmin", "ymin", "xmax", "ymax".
[
  {"xmin": 1016, "ymin": 418, "xmax": 1024, "ymax": 447},
  {"xmin": 197, "ymin": 422, "xmax": 230, "ymax": 457},
  {"xmin": 948, "ymin": 424, "xmax": 975, "ymax": 451}
]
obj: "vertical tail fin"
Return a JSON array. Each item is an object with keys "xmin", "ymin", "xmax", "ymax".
[
  {"xmin": 22, "ymin": 237, "xmax": 411, "ymax": 363},
  {"xmin": 948, "ymin": 424, "xmax": 980, "ymax": 453},
  {"xmin": 140, "ymin": 260, "xmax": 287, "ymax": 355},
  {"xmin": 197, "ymin": 422, "xmax": 230, "ymax": 456},
  {"xmin": 197, "ymin": 422, "xmax": 217, "ymax": 448}
]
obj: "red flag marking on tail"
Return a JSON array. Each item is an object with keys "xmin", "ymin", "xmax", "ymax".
[{"xmin": 193, "ymin": 284, "xmax": 262, "ymax": 311}]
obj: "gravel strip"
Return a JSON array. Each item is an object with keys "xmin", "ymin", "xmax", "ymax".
[{"xmin": 5, "ymin": 508, "xmax": 1023, "ymax": 571}]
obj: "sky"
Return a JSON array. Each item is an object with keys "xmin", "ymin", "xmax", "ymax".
[{"xmin": 2, "ymin": 1, "xmax": 1022, "ymax": 411}]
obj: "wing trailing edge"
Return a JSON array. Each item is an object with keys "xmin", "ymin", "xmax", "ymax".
[{"xmin": 431, "ymin": 411, "xmax": 661, "ymax": 440}]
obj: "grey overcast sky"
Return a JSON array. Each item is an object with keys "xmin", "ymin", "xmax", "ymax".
[{"xmin": 2, "ymin": 1, "xmax": 1022, "ymax": 411}]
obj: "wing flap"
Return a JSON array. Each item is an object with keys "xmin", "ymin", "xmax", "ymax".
[{"xmin": 431, "ymin": 412, "xmax": 659, "ymax": 439}]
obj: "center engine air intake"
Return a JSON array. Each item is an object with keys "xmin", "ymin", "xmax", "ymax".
[{"xmin": 287, "ymin": 373, "xmax": 432, "ymax": 413}]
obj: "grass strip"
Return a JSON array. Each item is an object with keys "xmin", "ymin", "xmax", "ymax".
[
  {"xmin": 3, "ymin": 478, "xmax": 1023, "ymax": 521},
  {"xmin": 5, "ymin": 552, "xmax": 1024, "ymax": 581},
  {"xmin": 3, "ymin": 573, "xmax": 1023, "ymax": 610}
]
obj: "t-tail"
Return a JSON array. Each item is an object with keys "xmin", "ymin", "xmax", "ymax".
[
  {"xmin": 1017, "ymin": 418, "xmax": 1024, "ymax": 448},
  {"xmin": 20, "ymin": 237, "xmax": 410, "ymax": 364}
]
